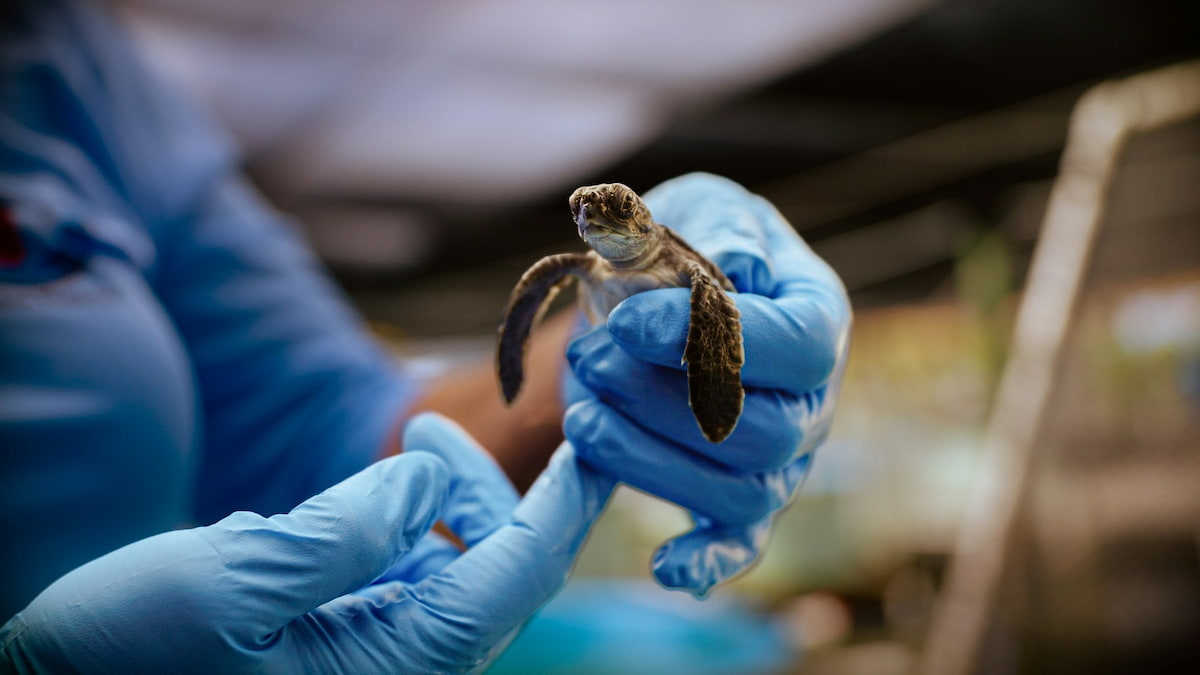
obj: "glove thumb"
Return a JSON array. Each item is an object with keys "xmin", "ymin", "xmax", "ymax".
[
  {"xmin": 201, "ymin": 451, "xmax": 449, "ymax": 640},
  {"xmin": 0, "ymin": 453, "xmax": 450, "ymax": 673}
]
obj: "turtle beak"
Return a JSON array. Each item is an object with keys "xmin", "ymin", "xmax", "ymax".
[{"xmin": 575, "ymin": 204, "xmax": 590, "ymax": 238}]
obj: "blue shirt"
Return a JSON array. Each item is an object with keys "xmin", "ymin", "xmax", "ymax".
[{"xmin": 0, "ymin": 0, "xmax": 418, "ymax": 619}]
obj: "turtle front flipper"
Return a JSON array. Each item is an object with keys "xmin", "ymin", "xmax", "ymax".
[
  {"xmin": 682, "ymin": 260, "xmax": 745, "ymax": 442},
  {"xmin": 497, "ymin": 252, "xmax": 596, "ymax": 403}
]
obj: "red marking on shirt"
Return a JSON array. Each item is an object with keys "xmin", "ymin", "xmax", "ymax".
[{"xmin": 0, "ymin": 207, "xmax": 25, "ymax": 268}]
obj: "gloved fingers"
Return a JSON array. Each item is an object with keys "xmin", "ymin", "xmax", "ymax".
[
  {"xmin": 651, "ymin": 452, "xmax": 814, "ymax": 596},
  {"xmin": 650, "ymin": 518, "xmax": 774, "ymax": 598},
  {"xmin": 268, "ymin": 435, "xmax": 537, "ymax": 675},
  {"xmin": 288, "ymin": 582, "xmax": 526, "ymax": 674},
  {"xmin": 198, "ymin": 451, "xmax": 449, "ymax": 636},
  {"xmin": 369, "ymin": 413, "xmax": 522, "ymax": 587},
  {"xmin": 635, "ymin": 172, "xmax": 852, "ymax": 377},
  {"xmin": 602, "ymin": 289, "xmax": 846, "ymax": 396},
  {"xmin": 409, "ymin": 444, "xmax": 616, "ymax": 652},
  {"xmin": 566, "ymin": 399, "xmax": 814, "ymax": 525},
  {"xmin": 366, "ymin": 530, "xmax": 461, "ymax": 587},
  {"xmin": 561, "ymin": 330, "xmax": 594, "ymax": 404},
  {"xmin": 402, "ymin": 412, "xmax": 519, "ymax": 546},
  {"xmin": 509, "ymin": 443, "xmax": 617, "ymax": 559},
  {"xmin": 569, "ymin": 331, "xmax": 817, "ymax": 471}
]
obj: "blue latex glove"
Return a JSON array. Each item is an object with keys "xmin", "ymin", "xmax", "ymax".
[
  {"xmin": 0, "ymin": 414, "xmax": 615, "ymax": 673},
  {"xmin": 564, "ymin": 172, "xmax": 851, "ymax": 597}
]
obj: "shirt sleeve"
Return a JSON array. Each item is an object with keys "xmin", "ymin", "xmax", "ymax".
[
  {"xmin": 6, "ymin": 0, "xmax": 421, "ymax": 523},
  {"xmin": 157, "ymin": 174, "xmax": 421, "ymax": 524},
  {"xmin": 117, "ymin": 33, "xmax": 419, "ymax": 523}
]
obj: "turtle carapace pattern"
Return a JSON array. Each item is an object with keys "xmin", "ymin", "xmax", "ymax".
[{"xmin": 496, "ymin": 183, "xmax": 744, "ymax": 443}]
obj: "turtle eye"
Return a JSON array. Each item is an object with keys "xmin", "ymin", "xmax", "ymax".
[{"xmin": 618, "ymin": 195, "xmax": 636, "ymax": 219}]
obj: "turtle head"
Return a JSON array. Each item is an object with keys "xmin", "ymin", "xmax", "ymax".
[{"xmin": 569, "ymin": 183, "xmax": 655, "ymax": 262}]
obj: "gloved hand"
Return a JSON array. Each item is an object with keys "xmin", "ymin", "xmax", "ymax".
[
  {"xmin": 564, "ymin": 172, "xmax": 851, "ymax": 597},
  {"xmin": 0, "ymin": 413, "xmax": 614, "ymax": 674}
]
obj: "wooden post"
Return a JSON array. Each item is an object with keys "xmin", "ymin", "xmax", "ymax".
[{"xmin": 919, "ymin": 59, "xmax": 1200, "ymax": 675}]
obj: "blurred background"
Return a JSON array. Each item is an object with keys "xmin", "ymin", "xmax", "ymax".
[{"xmin": 110, "ymin": 0, "xmax": 1199, "ymax": 673}]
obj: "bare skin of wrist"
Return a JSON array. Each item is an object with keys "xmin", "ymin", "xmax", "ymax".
[{"xmin": 388, "ymin": 311, "xmax": 576, "ymax": 492}]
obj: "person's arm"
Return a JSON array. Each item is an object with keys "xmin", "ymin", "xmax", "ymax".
[{"xmin": 156, "ymin": 158, "xmax": 570, "ymax": 504}]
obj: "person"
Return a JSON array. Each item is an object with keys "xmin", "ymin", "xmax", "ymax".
[{"xmin": 0, "ymin": 0, "xmax": 851, "ymax": 672}]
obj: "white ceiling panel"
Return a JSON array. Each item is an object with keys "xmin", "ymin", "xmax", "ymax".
[
  {"xmin": 274, "ymin": 66, "xmax": 662, "ymax": 201},
  {"xmin": 114, "ymin": 0, "xmax": 938, "ymax": 203}
]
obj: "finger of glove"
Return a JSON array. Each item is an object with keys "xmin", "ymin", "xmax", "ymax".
[
  {"xmin": 366, "ymin": 531, "xmax": 461, "ymax": 587},
  {"xmin": 651, "ymin": 519, "xmax": 774, "ymax": 598},
  {"xmin": 407, "ymin": 444, "xmax": 617, "ymax": 656},
  {"xmin": 566, "ymin": 398, "xmax": 802, "ymax": 525},
  {"xmin": 198, "ymin": 451, "xmax": 449, "ymax": 637},
  {"xmin": 604, "ymin": 289, "xmax": 846, "ymax": 396},
  {"xmin": 569, "ymin": 330, "xmax": 817, "ymax": 472},
  {"xmin": 638, "ymin": 172, "xmax": 852, "ymax": 382},
  {"xmin": 402, "ymin": 412, "xmax": 519, "ymax": 546},
  {"xmin": 561, "ymin": 323, "xmax": 603, "ymax": 409},
  {"xmin": 291, "ymin": 583, "xmax": 524, "ymax": 674},
  {"xmin": 562, "ymin": 354, "xmax": 590, "ymax": 408},
  {"xmin": 652, "ymin": 452, "xmax": 814, "ymax": 596}
]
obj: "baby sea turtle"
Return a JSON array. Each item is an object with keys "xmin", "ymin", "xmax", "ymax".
[{"xmin": 497, "ymin": 183, "xmax": 744, "ymax": 443}]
